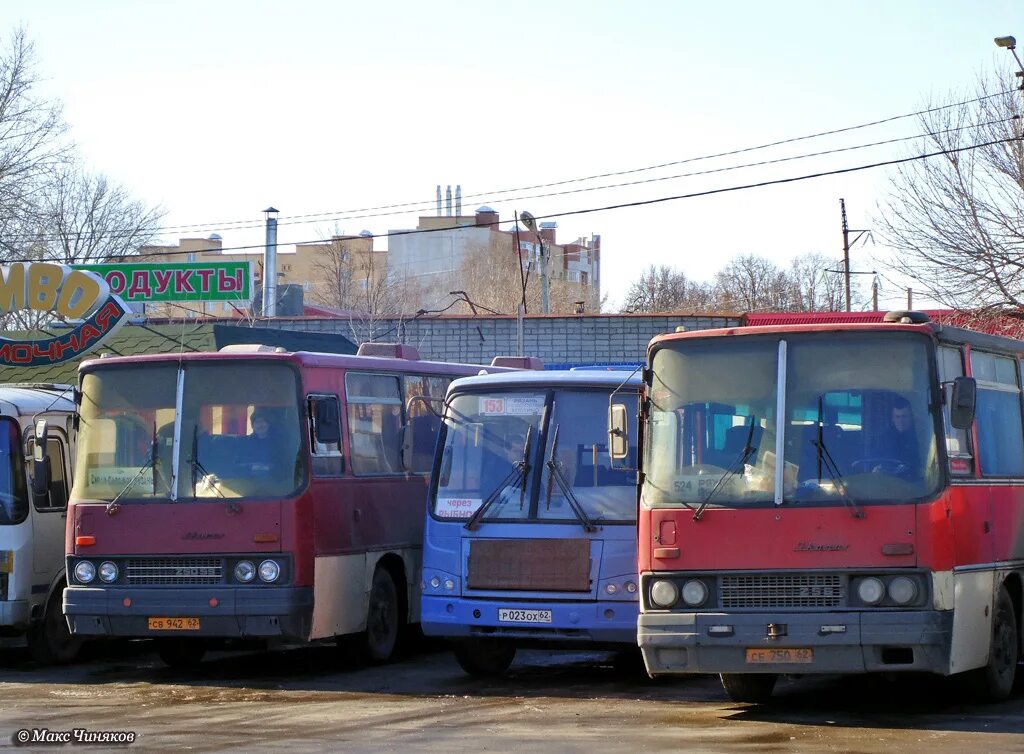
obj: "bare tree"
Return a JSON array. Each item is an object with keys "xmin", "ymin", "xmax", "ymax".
[
  {"xmin": 0, "ymin": 27, "xmax": 72, "ymax": 257},
  {"xmin": 714, "ymin": 254, "xmax": 794, "ymax": 312},
  {"xmin": 789, "ymin": 253, "xmax": 852, "ymax": 311},
  {"xmin": 346, "ymin": 251, "xmax": 412, "ymax": 343},
  {"xmin": 875, "ymin": 70, "xmax": 1024, "ymax": 309},
  {"xmin": 452, "ymin": 244, "xmax": 600, "ymax": 315},
  {"xmin": 308, "ymin": 238, "xmax": 357, "ymax": 311},
  {"xmin": 621, "ymin": 264, "xmax": 715, "ymax": 313},
  {"xmin": 35, "ymin": 163, "xmax": 165, "ymax": 263}
]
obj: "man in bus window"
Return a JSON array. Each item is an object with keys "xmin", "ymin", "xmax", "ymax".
[
  {"xmin": 873, "ymin": 396, "xmax": 919, "ymax": 475},
  {"xmin": 247, "ymin": 408, "xmax": 278, "ymax": 472}
]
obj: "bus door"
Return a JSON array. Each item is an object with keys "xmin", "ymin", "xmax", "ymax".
[{"xmin": 30, "ymin": 429, "xmax": 72, "ymax": 578}]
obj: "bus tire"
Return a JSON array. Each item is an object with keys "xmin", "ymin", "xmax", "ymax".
[
  {"xmin": 962, "ymin": 585, "xmax": 1018, "ymax": 702},
  {"xmin": 27, "ymin": 587, "xmax": 82, "ymax": 665},
  {"xmin": 364, "ymin": 567, "xmax": 400, "ymax": 663},
  {"xmin": 453, "ymin": 639, "xmax": 516, "ymax": 677},
  {"xmin": 720, "ymin": 673, "xmax": 778, "ymax": 703},
  {"xmin": 156, "ymin": 638, "xmax": 207, "ymax": 669}
]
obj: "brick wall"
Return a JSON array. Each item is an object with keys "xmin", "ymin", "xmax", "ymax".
[{"xmin": 259, "ymin": 314, "xmax": 739, "ymax": 367}]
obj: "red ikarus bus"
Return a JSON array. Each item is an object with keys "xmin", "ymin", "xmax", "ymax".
[
  {"xmin": 63, "ymin": 343, "xmax": 517, "ymax": 666},
  {"xmin": 616, "ymin": 311, "xmax": 1023, "ymax": 702}
]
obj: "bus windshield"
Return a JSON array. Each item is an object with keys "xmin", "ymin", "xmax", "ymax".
[
  {"xmin": 644, "ymin": 333, "xmax": 941, "ymax": 509},
  {"xmin": 75, "ymin": 362, "xmax": 306, "ymax": 502},
  {"xmin": 0, "ymin": 419, "xmax": 28, "ymax": 525},
  {"xmin": 433, "ymin": 388, "xmax": 638, "ymax": 524}
]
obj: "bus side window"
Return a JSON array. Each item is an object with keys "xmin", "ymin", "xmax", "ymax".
[
  {"xmin": 308, "ymin": 394, "xmax": 344, "ymax": 477},
  {"xmin": 27, "ymin": 435, "xmax": 68, "ymax": 511},
  {"xmin": 971, "ymin": 351, "xmax": 1024, "ymax": 477},
  {"xmin": 938, "ymin": 346, "xmax": 972, "ymax": 474},
  {"xmin": 404, "ymin": 375, "xmax": 448, "ymax": 474},
  {"xmin": 345, "ymin": 373, "xmax": 403, "ymax": 476}
]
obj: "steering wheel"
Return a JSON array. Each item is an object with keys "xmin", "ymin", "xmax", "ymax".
[{"xmin": 851, "ymin": 457, "xmax": 908, "ymax": 476}]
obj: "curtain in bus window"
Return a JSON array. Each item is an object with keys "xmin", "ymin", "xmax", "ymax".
[
  {"xmin": 346, "ymin": 373, "xmax": 403, "ymax": 475},
  {"xmin": 972, "ymin": 352, "xmax": 1024, "ymax": 477},
  {"xmin": 0, "ymin": 419, "xmax": 27, "ymax": 525}
]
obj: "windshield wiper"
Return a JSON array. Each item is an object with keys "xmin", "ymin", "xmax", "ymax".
[
  {"xmin": 809, "ymin": 396, "xmax": 864, "ymax": 519},
  {"xmin": 545, "ymin": 424, "xmax": 597, "ymax": 532},
  {"xmin": 465, "ymin": 425, "xmax": 534, "ymax": 531},
  {"xmin": 106, "ymin": 422, "xmax": 160, "ymax": 513},
  {"xmin": 693, "ymin": 415, "xmax": 758, "ymax": 522},
  {"xmin": 190, "ymin": 425, "xmax": 225, "ymax": 498}
]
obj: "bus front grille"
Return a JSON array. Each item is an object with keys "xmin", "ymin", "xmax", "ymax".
[
  {"xmin": 125, "ymin": 558, "xmax": 223, "ymax": 585},
  {"xmin": 720, "ymin": 573, "xmax": 843, "ymax": 608},
  {"xmin": 467, "ymin": 539, "xmax": 591, "ymax": 592}
]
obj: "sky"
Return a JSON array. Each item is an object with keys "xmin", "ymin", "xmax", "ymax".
[{"xmin": 6, "ymin": 0, "xmax": 1023, "ymax": 311}]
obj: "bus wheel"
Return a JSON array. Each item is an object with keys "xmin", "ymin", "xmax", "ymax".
[
  {"xmin": 156, "ymin": 638, "xmax": 206, "ymax": 669},
  {"xmin": 27, "ymin": 588, "xmax": 82, "ymax": 665},
  {"xmin": 720, "ymin": 673, "xmax": 778, "ymax": 703},
  {"xmin": 364, "ymin": 567, "xmax": 400, "ymax": 663},
  {"xmin": 453, "ymin": 639, "xmax": 516, "ymax": 677},
  {"xmin": 963, "ymin": 585, "xmax": 1018, "ymax": 702}
]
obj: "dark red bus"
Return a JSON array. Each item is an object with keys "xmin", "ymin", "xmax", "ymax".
[{"xmin": 63, "ymin": 343, "xmax": 516, "ymax": 666}]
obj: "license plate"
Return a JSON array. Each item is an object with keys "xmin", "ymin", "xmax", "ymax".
[
  {"xmin": 497, "ymin": 608, "xmax": 552, "ymax": 624},
  {"xmin": 746, "ymin": 647, "xmax": 812, "ymax": 664},
  {"xmin": 147, "ymin": 617, "xmax": 201, "ymax": 631}
]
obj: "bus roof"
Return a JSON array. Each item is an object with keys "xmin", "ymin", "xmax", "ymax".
[
  {"xmin": 651, "ymin": 319, "xmax": 1024, "ymax": 357},
  {"xmin": 447, "ymin": 369, "xmax": 641, "ymax": 394},
  {"xmin": 0, "ymin": 384, "xmax": 76, "ymax": 416},
  {"xmin": 78, "ymin": 349, "xmax": 515, "ymax": 377}
]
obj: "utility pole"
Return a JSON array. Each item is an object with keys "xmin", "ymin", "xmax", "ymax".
[
  {"xmin": 262, "ymin": 207, "xmax": 279, "ymax": 317},
  {"xmin": 840, "ymin": 198, "xmax": 871, "ymax": 312},
  {"xmin": 907, "ymin": 287, "xmax": 913, "ymax": 309},
  {"xmin": 871, "ymin": 276, "xmax": 879, "ymax": 311}
]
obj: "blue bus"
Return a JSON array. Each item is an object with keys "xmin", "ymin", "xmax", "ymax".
[{"xmin": 421, "ymin": 370, "xmax": 641, "ymax": 676}]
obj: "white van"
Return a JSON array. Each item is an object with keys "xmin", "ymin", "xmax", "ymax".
[{"xmin": 0, "ymin": 384, "xmax": 79, "ymax": 663}]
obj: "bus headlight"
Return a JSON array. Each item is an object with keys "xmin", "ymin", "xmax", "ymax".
[
  {"xmin": 624, "ymin": 581, "xmax": 638, "ymax": 594},
  {"xmin": 429, "ymin": 576, "xmax": 441, "ymax": 589},
  {"xmin": 650, "ymin": 579, "xmax": 679, "ymax": 608},
  {"xmin": 857, "ymin": 577, "xmax": 885, "ymax": 605},
  {"xmin": 74, "ymin": 561, "xmax": 95, "ymax": 584},
  {"xmin": 681, "ymin": 579, "xmax": 709, "ymax": 607},
  {"xmin": 98, "ymin": 561, "xmax": 119, "ymax": 583},
  {"xmin": 234, "ymin": 560, "xmax": 255, "ymax": 583},
  {"xmin": 606, "ymin": 583, "xmax": 618, "ymax": 595},
  {"xmin": 258, "ymin": 560, "xmax": 281, "ymax": 583},
  {"xmin": 888, "ymin": 576, "xmax": 919, "ymax": 605}
]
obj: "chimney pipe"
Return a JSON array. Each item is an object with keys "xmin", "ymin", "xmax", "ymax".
[
  {"xmin": 445, "ymin": 185, "xmax": 452, "ymax": 216},
  {"xmin": 455, "ymin": 185, "xmax": 462, "ymax": 216},
  {"xmin": 436, "ymin": 185, "xmax": 442, "ymax": 216}
]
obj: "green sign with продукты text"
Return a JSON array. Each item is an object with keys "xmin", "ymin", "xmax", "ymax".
[{"xmin": 73, "ymin": 261, "xmax": 252, "ymax": 303}]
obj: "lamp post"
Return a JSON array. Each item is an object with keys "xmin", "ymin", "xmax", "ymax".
[
  {"xmin": 520, "ymin": 211, "xmax": 549, "ymax": 314},
  {"xmin": 995, "ymin": 36, "xmax": 1024, "ymax": 115}
]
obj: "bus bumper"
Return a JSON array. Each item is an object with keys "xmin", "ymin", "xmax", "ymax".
[
  {"xmin": 63, "ymin": 586, "xmax": 314, "ymax": 641},
  {"xmin": 422, "ymin": 595, "xmax": 639, "ymax": 645},
  {"xmin": 638, "ymin": 609, "xmax": 953, "ymax": 676},
  {"xmin": 0, "ymin": 600, "xmax": 30, "ymax": 629}
]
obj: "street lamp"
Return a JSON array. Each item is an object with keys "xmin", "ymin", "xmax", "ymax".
[
  {"xmin": 994, "ymin": 35, "xmax": 1024, "ymax": 110},
  {"xmin": 519, "ymin": 211, "xmax": 550, "ymax": 314}
]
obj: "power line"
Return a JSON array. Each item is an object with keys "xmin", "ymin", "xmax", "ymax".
[
  {"xmin": 5, "ymin": 91, "xmax": 1013, "ymax": 244},
  {"xmin": 3, "ymin": 134, "xmax": 1018, "ymax": 266}
]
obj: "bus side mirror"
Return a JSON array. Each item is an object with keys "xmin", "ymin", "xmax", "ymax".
[
  {"xmin": 314, "ymin": 400, "xmax": 341, "ymax": 445},
  {"xmin": 950, "ymin": 376, "xmax": 977, "ymax": 429},
  {"xmin": 31, "ymin": 420, "xmax": 51, "ymax": 505},
  {"xmin": 609, "ymin": 403, "xmax": 629, "ymax": 460}
]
